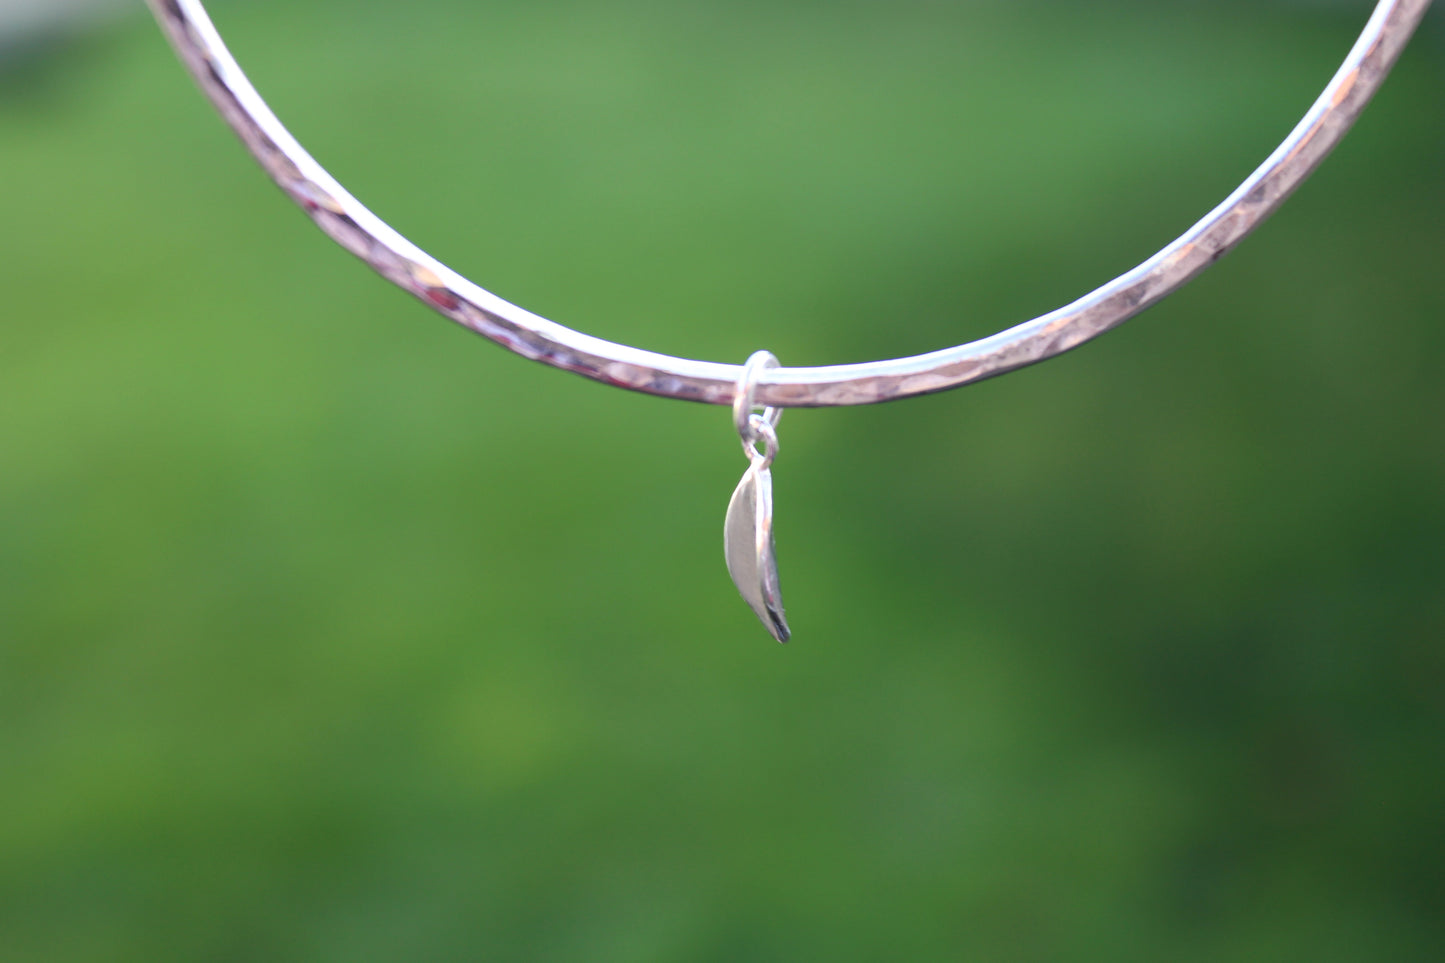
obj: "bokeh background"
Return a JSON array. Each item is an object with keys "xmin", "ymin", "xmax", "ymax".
[{"xmin": 3, "ymin": 0, "xmax": 1443, "ymax": 960}]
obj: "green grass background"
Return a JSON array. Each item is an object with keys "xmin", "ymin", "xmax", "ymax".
[{"xmin": 2, "ymin": 0, "xmax": 1443, "ymax": 959}]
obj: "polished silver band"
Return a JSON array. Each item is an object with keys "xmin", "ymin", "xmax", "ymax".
[{"xmin": 146, "ymin": 0, "xmax": 1434, "ymax": 408}]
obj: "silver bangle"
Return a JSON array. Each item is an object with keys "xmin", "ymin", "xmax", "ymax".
[{"xmin": 145, "ymin": 0, "xmax": 1434, "ymax": 409}]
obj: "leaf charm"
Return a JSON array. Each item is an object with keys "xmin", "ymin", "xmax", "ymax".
[{"xmin": 724, "ymin": 461, "xmax": 790, "ymax": 642}]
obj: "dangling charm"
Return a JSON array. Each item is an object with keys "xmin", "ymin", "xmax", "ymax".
[{"xmin": 725, "ymin": 351, "xmax": 790, "ymax": 643}]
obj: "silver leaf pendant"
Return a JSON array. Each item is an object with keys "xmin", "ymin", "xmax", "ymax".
[{"xmin": 724, "ymin": 461, "xmax": 790, "ymax": 643}]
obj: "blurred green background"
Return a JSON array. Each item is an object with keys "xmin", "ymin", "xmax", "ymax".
[{"xmin": 2, "ymin": 0, "xmax": 1443, "ymax": 959}]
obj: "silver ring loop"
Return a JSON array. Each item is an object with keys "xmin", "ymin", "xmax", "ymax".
[
  {"xmin": 744, "ymin": 414, "xmax": 779, "ymax": 470},
  {"xmin": 733, "ymin": 350, "xmax": 783, "ymax": 443}
]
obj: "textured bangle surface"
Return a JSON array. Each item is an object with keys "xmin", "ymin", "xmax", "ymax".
[{"xmin": 147, "ymin": 0, "xmax": 1435, "ymax": 407}]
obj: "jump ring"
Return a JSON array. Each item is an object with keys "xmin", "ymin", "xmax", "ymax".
[
  {"xmin": 743, "ymin": 415, "xmax": 779, "ymax": 470},
  {"xmin": 733, "ymin": 350, "xmax": 783, "ymax": 445}
]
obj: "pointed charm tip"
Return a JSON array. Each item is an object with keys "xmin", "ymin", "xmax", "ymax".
[
  {"xmin": 724, "ymin": 464, "xmax": 790, "ymax": 643},
  {"xmin": 769, "ymin": 616, "xmax": 791, "ymax": 645}
]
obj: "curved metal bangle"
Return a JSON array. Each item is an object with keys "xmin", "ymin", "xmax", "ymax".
[{"xmin": 146, "ymin": 0, "xmax": 1433, "ymax": 409}]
